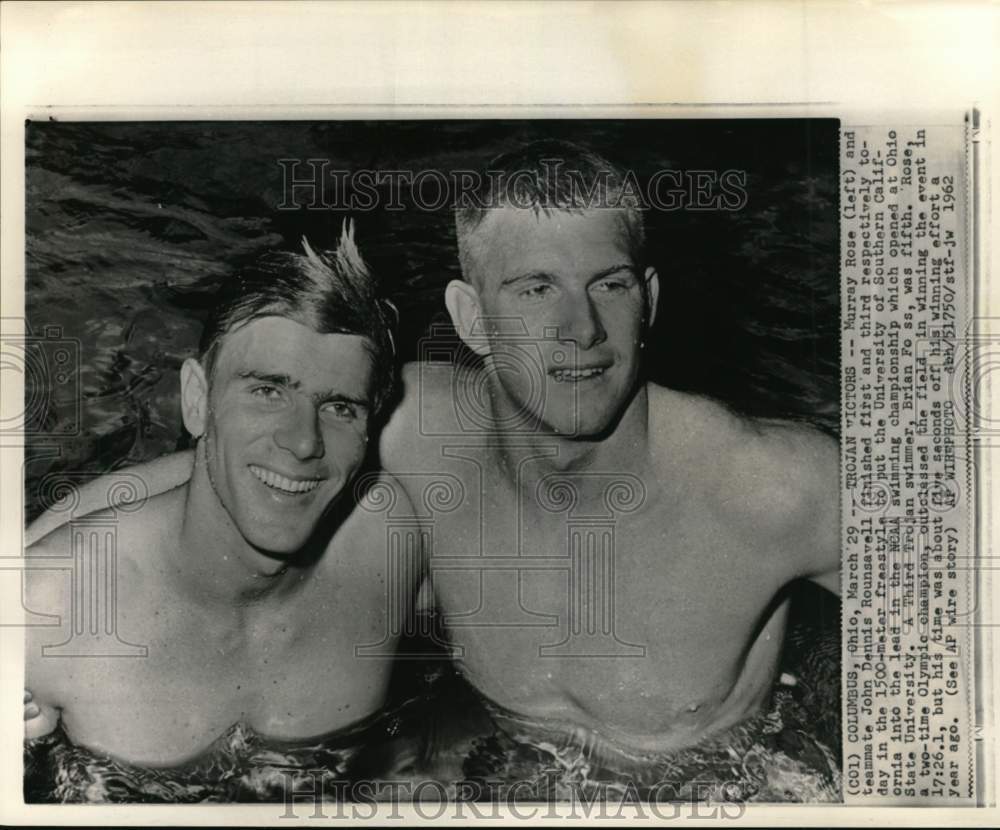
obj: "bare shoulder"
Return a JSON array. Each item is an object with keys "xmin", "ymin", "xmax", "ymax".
[
  {"xmin": 647, "ymin": 384, "xmax": 838, "ymax": 543},
  {"xmin": 329, "ymin": 472, "xmax": 418, "ymax": 550},
  {"xmin": 25, "ymin": 488, "xmax": 182, "ymax": 613},
  {"xmin": 380, "ymin": 360, "xmax": 470, "ymax": 473},
  {"xmin": 23, "ymin": 522, "xmax": 92, "ymax": 707},
  {"xmin": 352, "ymin": 470, "xmax": 418, "ymax": 526},
  {"xmin": 24, "ymin": 522, "xmax": 76, "ymax": 629},
  {"xmin": 724, "ymin": 418, "xmax": 838, "ymax": 535},
  {"xmin": 727, "ymin": 417, "xmax": 840, "ymax": 583},
  {"xmin": 25, "ymin": 489, "xmax": 183, "ymax": 705},
  {"xmin": 321, "ymin": 471, "xmax": 423, "ymax": 589}
]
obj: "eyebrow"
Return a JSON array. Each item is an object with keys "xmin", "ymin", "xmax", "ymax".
[
  {"xmin": 499, "ymin": 271, "xmax": 553, "ymax": 289},
  {"xmin": 500, "ymin": 263, "xmax": 636, "ymax": 288},
  {"xmin": 587, "ymin": 264, "xmax": 638, "ymax": 284},
  {"xmin": 236, "ymin": 371, "xmax": 369, "ymax": 407}
]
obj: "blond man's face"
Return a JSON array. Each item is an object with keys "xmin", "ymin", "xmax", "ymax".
[{"xmin": 464, "ymin": 207, "xmax": 653, "ymax": 437}]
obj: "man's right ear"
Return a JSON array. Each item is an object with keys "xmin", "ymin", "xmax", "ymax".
[
  {"xmin": 444, "ymin": 279, "xmax": 491, "ymax": 358},
  {"xmin": 180, "ymin": 358, "xmax": 209, "ymax": 438}
]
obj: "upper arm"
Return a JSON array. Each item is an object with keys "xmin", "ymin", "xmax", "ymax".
[
  {"xmin": 25, "ymin": 451, "xmax": 195, "ymax": 547},
  {"xmin": 776, "ymin": 427, "xmax": 841, "ymax": 594},
  {"xmin": 340, "ymin": 472, "xmax": 427, "ymax": 621},
  {"xmin": 724, "ymin": 423, "xmax": 840, "ymax": 594},
  {"xmin": 23, "ymin": 530, "xmax": 76, "ymax": 710},
  {"xmin": 377, "ymin": 361, "xmax": 467, "ymax": 581}
]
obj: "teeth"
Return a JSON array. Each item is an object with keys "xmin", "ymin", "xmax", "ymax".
[
  {"xmin": 552, "ymin": 367, "xmax": 606, "ymax": 382},
  {"xmin": 249, "ymin": 465, "xmax": 322, "ymax": 494}
]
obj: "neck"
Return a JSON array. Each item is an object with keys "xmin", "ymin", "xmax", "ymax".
[
  {"xmin": 490, "ymin": 382, "xmax": 652, "ymax": 484},
  {"xmin": 173, "ymin": 443, "xmax": 302, "ymax": 608}
]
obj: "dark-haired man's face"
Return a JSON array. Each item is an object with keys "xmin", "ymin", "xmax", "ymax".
[
  {"xmin": 465, "ymin": 206, "xmax": 657, "ymax": 437},
  {"xmin": 191, "ymin": 316, "xmax": 374, "ymax": 557}
]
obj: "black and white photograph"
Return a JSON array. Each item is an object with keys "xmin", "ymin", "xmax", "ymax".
[
  {"xmin": 1, "ymin": 1, "xmax": 995, "ymax": 825},
  {"xmin": 19, "ymin": 119, "xmax": 842, "ymax": 805}
]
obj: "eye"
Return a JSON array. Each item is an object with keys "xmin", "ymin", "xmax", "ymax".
[
  {"xmin": 249, "ymin": 384, "xmax": 287, "ymax": 406},
  {"xmin": 592, "ymin": 278, "xmax": 631, "ymax": 294},
  {"xmin": 321, "ymin": 401, "xmax": 359, "ymax": 421},
  {"xmin": 518, "ymin": 283, "xmax": 554, "ymax": 301}
]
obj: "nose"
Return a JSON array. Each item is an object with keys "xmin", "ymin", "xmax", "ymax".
[
  {"xmin": 558, "ymin": 291, "xmax": 607, "ymax": 351},
  {"xmin": 274, "ymin": 401, "xmax": 325, "ymax": 461}
]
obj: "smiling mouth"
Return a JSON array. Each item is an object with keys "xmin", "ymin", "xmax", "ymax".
[
  {"xmin": 550, "ymin": 367, "xmax": 608, "ymax": 383},
  {"xmin": 249, "ymin": 465, "xmax": 323, "ymax": 495}
]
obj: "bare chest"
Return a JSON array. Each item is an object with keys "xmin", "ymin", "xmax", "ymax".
[
  {"xmin": 426, "ymin": 470, "xmax": 791, "ymax": 735},
  {"xmin": 51, "ymin": 585, "xmax": 391, "ymax": 765}
]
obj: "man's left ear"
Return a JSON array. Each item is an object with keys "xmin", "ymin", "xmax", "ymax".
[
  {"xmin": 444, "ymin": 279, "xmax": 491, "ymax": 358},
  {"xmin": 180, "ymin": 357, "xmax": 209, "ymax": 439},
  {"xmin": 644, "ymin": 266, "xmax": 660, "ymax": 329}
]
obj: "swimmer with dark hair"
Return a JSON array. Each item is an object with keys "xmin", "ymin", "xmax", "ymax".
[{"xmin": 24, "ymin": 223, "xmax": 422, "ymax": 786}]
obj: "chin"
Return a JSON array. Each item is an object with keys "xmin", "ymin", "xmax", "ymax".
[
  {"xmin": 240, "ymin": 521, "xmax": 312, "ymax": 558},
  {"xmin": 569, "ymin": 419, "xmax": 618, "ymax": 440},
  {"xmin": 536, "ymin": 415, "xmax": 610, "ymax": 440},
  {"xmin": 538, "ymin": 397, "xmax": 618, "ymax": 436},
  {"xmin": 249, "ymin": 537, "xmax": 303, "ymax": 559}
]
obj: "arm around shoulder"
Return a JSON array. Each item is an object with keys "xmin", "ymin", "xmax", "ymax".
[{"xmin": 25, "ymin": 451, "xmax": 194, "ymax": 547}]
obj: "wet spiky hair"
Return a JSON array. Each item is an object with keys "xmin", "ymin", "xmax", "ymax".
[{"xmin": 198, "ymin": 219, "xmax": 397, "ymax": 414}]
